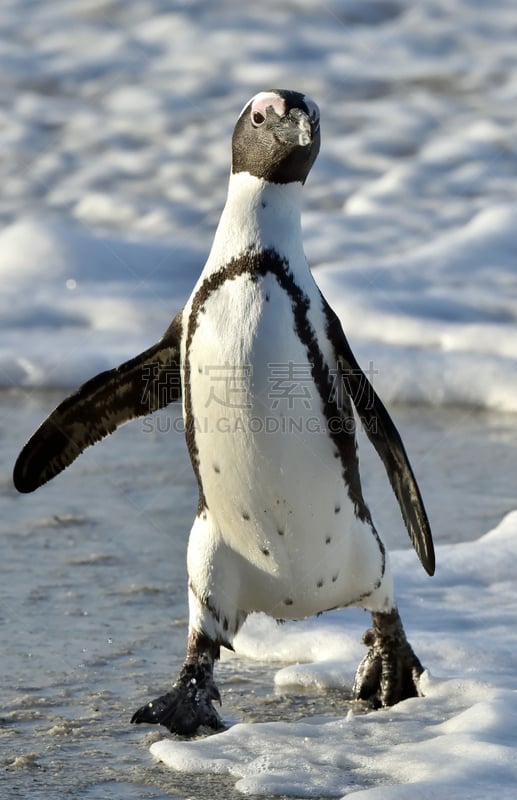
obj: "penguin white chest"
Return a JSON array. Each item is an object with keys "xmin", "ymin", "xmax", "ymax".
[{"xmin": 184, "ymin": 270, "xmax": 384, "ymax": 619}]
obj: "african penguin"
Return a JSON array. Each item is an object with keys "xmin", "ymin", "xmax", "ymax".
[{"xmin": 14, "ymin": 89, "xmax": 435, "ymax": 735}]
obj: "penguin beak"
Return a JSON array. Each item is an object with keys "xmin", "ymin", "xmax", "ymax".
[
  {"xmin": 293, "ymin": 110, "xmax": 313, "ymax": 147},
  {"xmin": 276, "ymin": 108, "xmax": 317, "ymax": 148}
]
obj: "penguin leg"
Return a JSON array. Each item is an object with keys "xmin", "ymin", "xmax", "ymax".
[
  {"xmin": 130, "ymin": 630, "xmax": 224, "ymax": 735},
  {"xmin": 352, "ymin": 608, "xmax": 424, "ymax": 707}
]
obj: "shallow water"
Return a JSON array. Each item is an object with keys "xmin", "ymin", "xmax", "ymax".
[{"xmin": 1, "ymin": 391, "xmax": 517, "ymax": 799}]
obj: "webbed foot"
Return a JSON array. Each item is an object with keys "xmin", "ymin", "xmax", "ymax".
[
  {"xmin": 353, "ymin": 608, "xmax": 424, "ymax": 708},
  {"xmin": 131, "ymin": 633, "xmax": 224, "ymax": 735},
  {"xmin": 131, "ymin": 676, "xmax": 223, "ymax": 735}
]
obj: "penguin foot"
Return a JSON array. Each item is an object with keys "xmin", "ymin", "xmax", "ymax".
[
  {"xmin": 131, "ymin": 632, "xmax": 224, "ymax": 735},
  {"xmin": 130, "ymin": 676, "xmax": 224, "ymax": 735},
  {"xmin": 352, "ymin": 608, "xmax": 424, "ymax": 708}
]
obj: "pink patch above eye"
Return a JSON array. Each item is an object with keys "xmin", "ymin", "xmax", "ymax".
[
  {"xmin": 249, "ymin": 92, "xmax": 287, "ymax": 121},
  {"xmin": 242, "ymin": 91, "xmax": 320, "ymax": 128}
]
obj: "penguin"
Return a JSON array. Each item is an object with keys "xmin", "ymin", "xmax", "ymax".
[{"xmin": 14, "ymin": 89, "xmax": 434, "ymax": 736}]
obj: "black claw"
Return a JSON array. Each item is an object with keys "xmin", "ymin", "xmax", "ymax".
[
  {"xmin": 353, "ymin": 649, "xmax": 382, "ymax": 707},
  {"xmin": 208, "ymin": 682, "xmax": 222, "ymax": 705}
]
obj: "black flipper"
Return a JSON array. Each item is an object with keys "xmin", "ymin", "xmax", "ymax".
[
  {"xmin": 13, "ymin": 311, "xmax": 183, "ymax": 494},
  {"xmin": 323, "ymin": 300, "xmax": 435, "ymax": 576}
]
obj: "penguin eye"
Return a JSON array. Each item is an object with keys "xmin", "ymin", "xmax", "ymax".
[{"xmin": 251, "ymin": 110, "xmax": 266, "ymax": 127}]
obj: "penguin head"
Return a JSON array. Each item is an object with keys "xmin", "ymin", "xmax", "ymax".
[{"xmin": 232, "ymin": 90, "xmax": 320, "ymax": 185}]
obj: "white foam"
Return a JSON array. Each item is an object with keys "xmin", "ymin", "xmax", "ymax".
[{"xmin": 0, "ymin": 219, "xmax": 201, "ymax": 387}]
